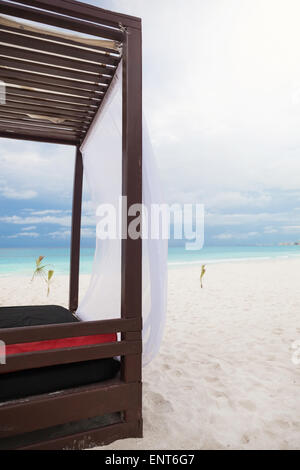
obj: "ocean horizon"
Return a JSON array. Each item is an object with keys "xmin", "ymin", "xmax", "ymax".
[{"xmin": 0, "ymin": 245, "xmax": 300, "ymax": 277}]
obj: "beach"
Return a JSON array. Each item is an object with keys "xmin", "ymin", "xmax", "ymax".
[{"xmin": 1, "ymin": 257, "xmax": 300, "ymax": 450}]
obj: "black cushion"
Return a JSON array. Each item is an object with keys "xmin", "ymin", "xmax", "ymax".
[
  {"xmin": 0, "ymin": 305, "xmax": 79, "ymax": 329},
  {"xmin": 0, "ymin": 305, "xmax": 120, "ymax": 402},
  {"xmin": 0, "ymin": 358, "xmax": 121, "ymax": 402}
]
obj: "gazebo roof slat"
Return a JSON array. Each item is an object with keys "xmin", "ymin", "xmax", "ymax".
[
  {"xmin": 4, "ymin": 107, "xmax": 93, "ymax": 128},
  {"xmin": 0, "ymin": 57, "xmax": 111, "ymax": 83},
  {"xmin": 0, "ymin": 112, "xmax": 90, "ymax": 131},
  {"xmin": 0, "ymin": 29, "xmax": 119, "ymax": 66},
  {"xmin": 0, "ymin": 17, "xmax": 120, "ymax": 54},
  {"xmin": 1, "ymin": 75, "xmax": 103, "ymax": 98},
  {"xmin": 5, "ymin": 94, "xmax": 97, "ymax": 112},
  {"xmin": 1, "ymin": 45, "xmax": 113, "ymax": 74},
  {"xmin": 0, "ymin": 68, "xmax": 108, "ymax": 93},
  {"xmin": 0, "ymin": 1, "xmax": 123, "ymax": 145},
  {"xmin": 4, "ymin": 85, "xmax": 101, "ymax": 106},
  {"xmin": 0, "ymin": 113, "xmax": 88, "ymax": 130},
  {"xmin": 3, "ymin": 102, "xmax": 95, "ymax": 121}
]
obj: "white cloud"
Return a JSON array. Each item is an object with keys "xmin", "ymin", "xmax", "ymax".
[
  {"xmin": 105, "ymin": 0, "xmax": 300, "ymax": 228},
  {"xmin": 206, "ymin": 191, "xmax": 272, "ymax": 210},
  {"xmin": 49, "ymin": 230, "xmax": 71, "ymax": 240},
  {"xmin": 213, "ymin": 233, "xmax": 234, "ymax": 240},
  {"xmin": 6, "ymin": 231, "xmax": 40, "ymax": 239},
  {"xmin": 0, "ymin": 212, "xmax": 95, "ymax": 227},
  {"xmin": 0, "ymin": 184, "xmax": 37, "ymax": 200},
  {"xmin": 205, "ymin": 210, "xmax": 300, "ymax": 227},
  {"xmin": 21, "ymin": 226, "xmax": 37, "ymax": 231},
  {"xmin": 264, "ymin": 227, "xmax": 278, "ymax": 234},
  {"xmin": 0, "ymin": 214, "xmax": 72, "ymax": 227},
  {"xmin": 282, "ymin": 225, "xmax": 300, "ymax": 233},
  {"xmin": 0, "ymin": 142, "xmax": 75, "ymax": 202},
  {"xmin": 49, "ymin": 227, "xmax": 95, "ymax": 239},
  {"xmin": 2, "ymin": 0, "xmax": 300, "ymax": 243},
  {"xmin": 214, "ymin": 231, "xmax": 259, "ymax": 240},
  {"xmin": 30, "ymin": 210, "xmax": 69, "ymax": 216}
]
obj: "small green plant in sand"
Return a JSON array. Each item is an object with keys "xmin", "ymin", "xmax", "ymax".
[
  {"xmin": 200, "ymin": 264, "xmax": 206, "ymax": 289},
  {"xmin": 31, "ymin": 256, "xmax": 54, "ymax": 296},
  {"xmin": 47, "ymin": 270, "xmax": 54, "ymax": 296}
]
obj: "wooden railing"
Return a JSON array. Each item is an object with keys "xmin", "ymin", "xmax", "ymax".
[{"xmin": 0, "ymin": 318, "xmax": 142, "ymax": 374}]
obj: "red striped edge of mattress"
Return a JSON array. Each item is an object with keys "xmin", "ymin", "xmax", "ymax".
[{"xmin": 6, "ymin": 333, "xmax": 117, "ymax": 355}]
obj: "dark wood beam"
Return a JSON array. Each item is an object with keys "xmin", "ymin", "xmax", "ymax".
[
  {"xmin": 121, "ymin": 26, "xmax": 143, "ymax": 356},
  {"xmin": 69, "ymin": 147, "xmax": 83, "ymax": 313},
  {"xmin": 10, "ymin": 0, "xmax": 141, "ymax": 30},
  {"xmin": 121, "ymin": 25, "xmax": 143, "ymax": 436},
  {"xmin": 18, "ymin": 421, "xmax": 141, "ymax": 450},
  {"xmin": 0, "ymin": 381, "xmax": 141, "ymax": 439},
  {"xmin": 0, "ymin": 130, "xmax": 77, "ymax": 145},
  {"xmin": 1, "ymin": 318, "xmax": 142, "ymax": 345},
  {"xmin": 1, "ymin": 340, "xmax": 142, "ymax": 374},
  {"xmin": 0, "ymin": 0, "xmax": 124, "ymax": 41},
  {"xmin": 0, "ymin": 121, "xmax": 83, "ymax": 136}
]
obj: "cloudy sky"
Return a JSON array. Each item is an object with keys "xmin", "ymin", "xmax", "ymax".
[{"xmin": 2, "ymin": 0, "xmax": 300, "ymax": 247}]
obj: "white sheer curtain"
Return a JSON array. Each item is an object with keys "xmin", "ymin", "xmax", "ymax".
[{"xmin": 76, "ymin": 64, "xmax": 168, "ymax": 365}]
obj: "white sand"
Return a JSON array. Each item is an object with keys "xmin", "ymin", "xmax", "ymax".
[{"xmin": 1, "ymin": 258, "xmax": 300, "ymax": 450}]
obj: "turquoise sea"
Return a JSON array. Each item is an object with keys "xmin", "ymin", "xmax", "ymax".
[{"xmin": 0, "ymin": 245, "xmax": 300, "ymax": 277}]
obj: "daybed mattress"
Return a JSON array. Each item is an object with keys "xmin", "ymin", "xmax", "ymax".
[{"xmin": 0, "ymin": 305, "xmax": 120, "ymax": 402}]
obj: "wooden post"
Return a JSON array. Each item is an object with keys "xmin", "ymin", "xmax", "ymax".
[
  {"xmin": 69, "ymin": 146, "xmax": 83, "ymax": 312},
  {"xmin": 121, "ymin": 24, "xmax": 143, "ymax": 436}
]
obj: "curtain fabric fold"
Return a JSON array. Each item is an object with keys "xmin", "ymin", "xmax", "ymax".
[{"xmin": 77, "ymin": 64, "xmax": 167, "ymax": 365}]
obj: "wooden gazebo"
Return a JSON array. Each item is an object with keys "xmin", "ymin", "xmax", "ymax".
[{"xmin": 0, "ymin": 0, "xmax": 142, "ymax": 450}]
